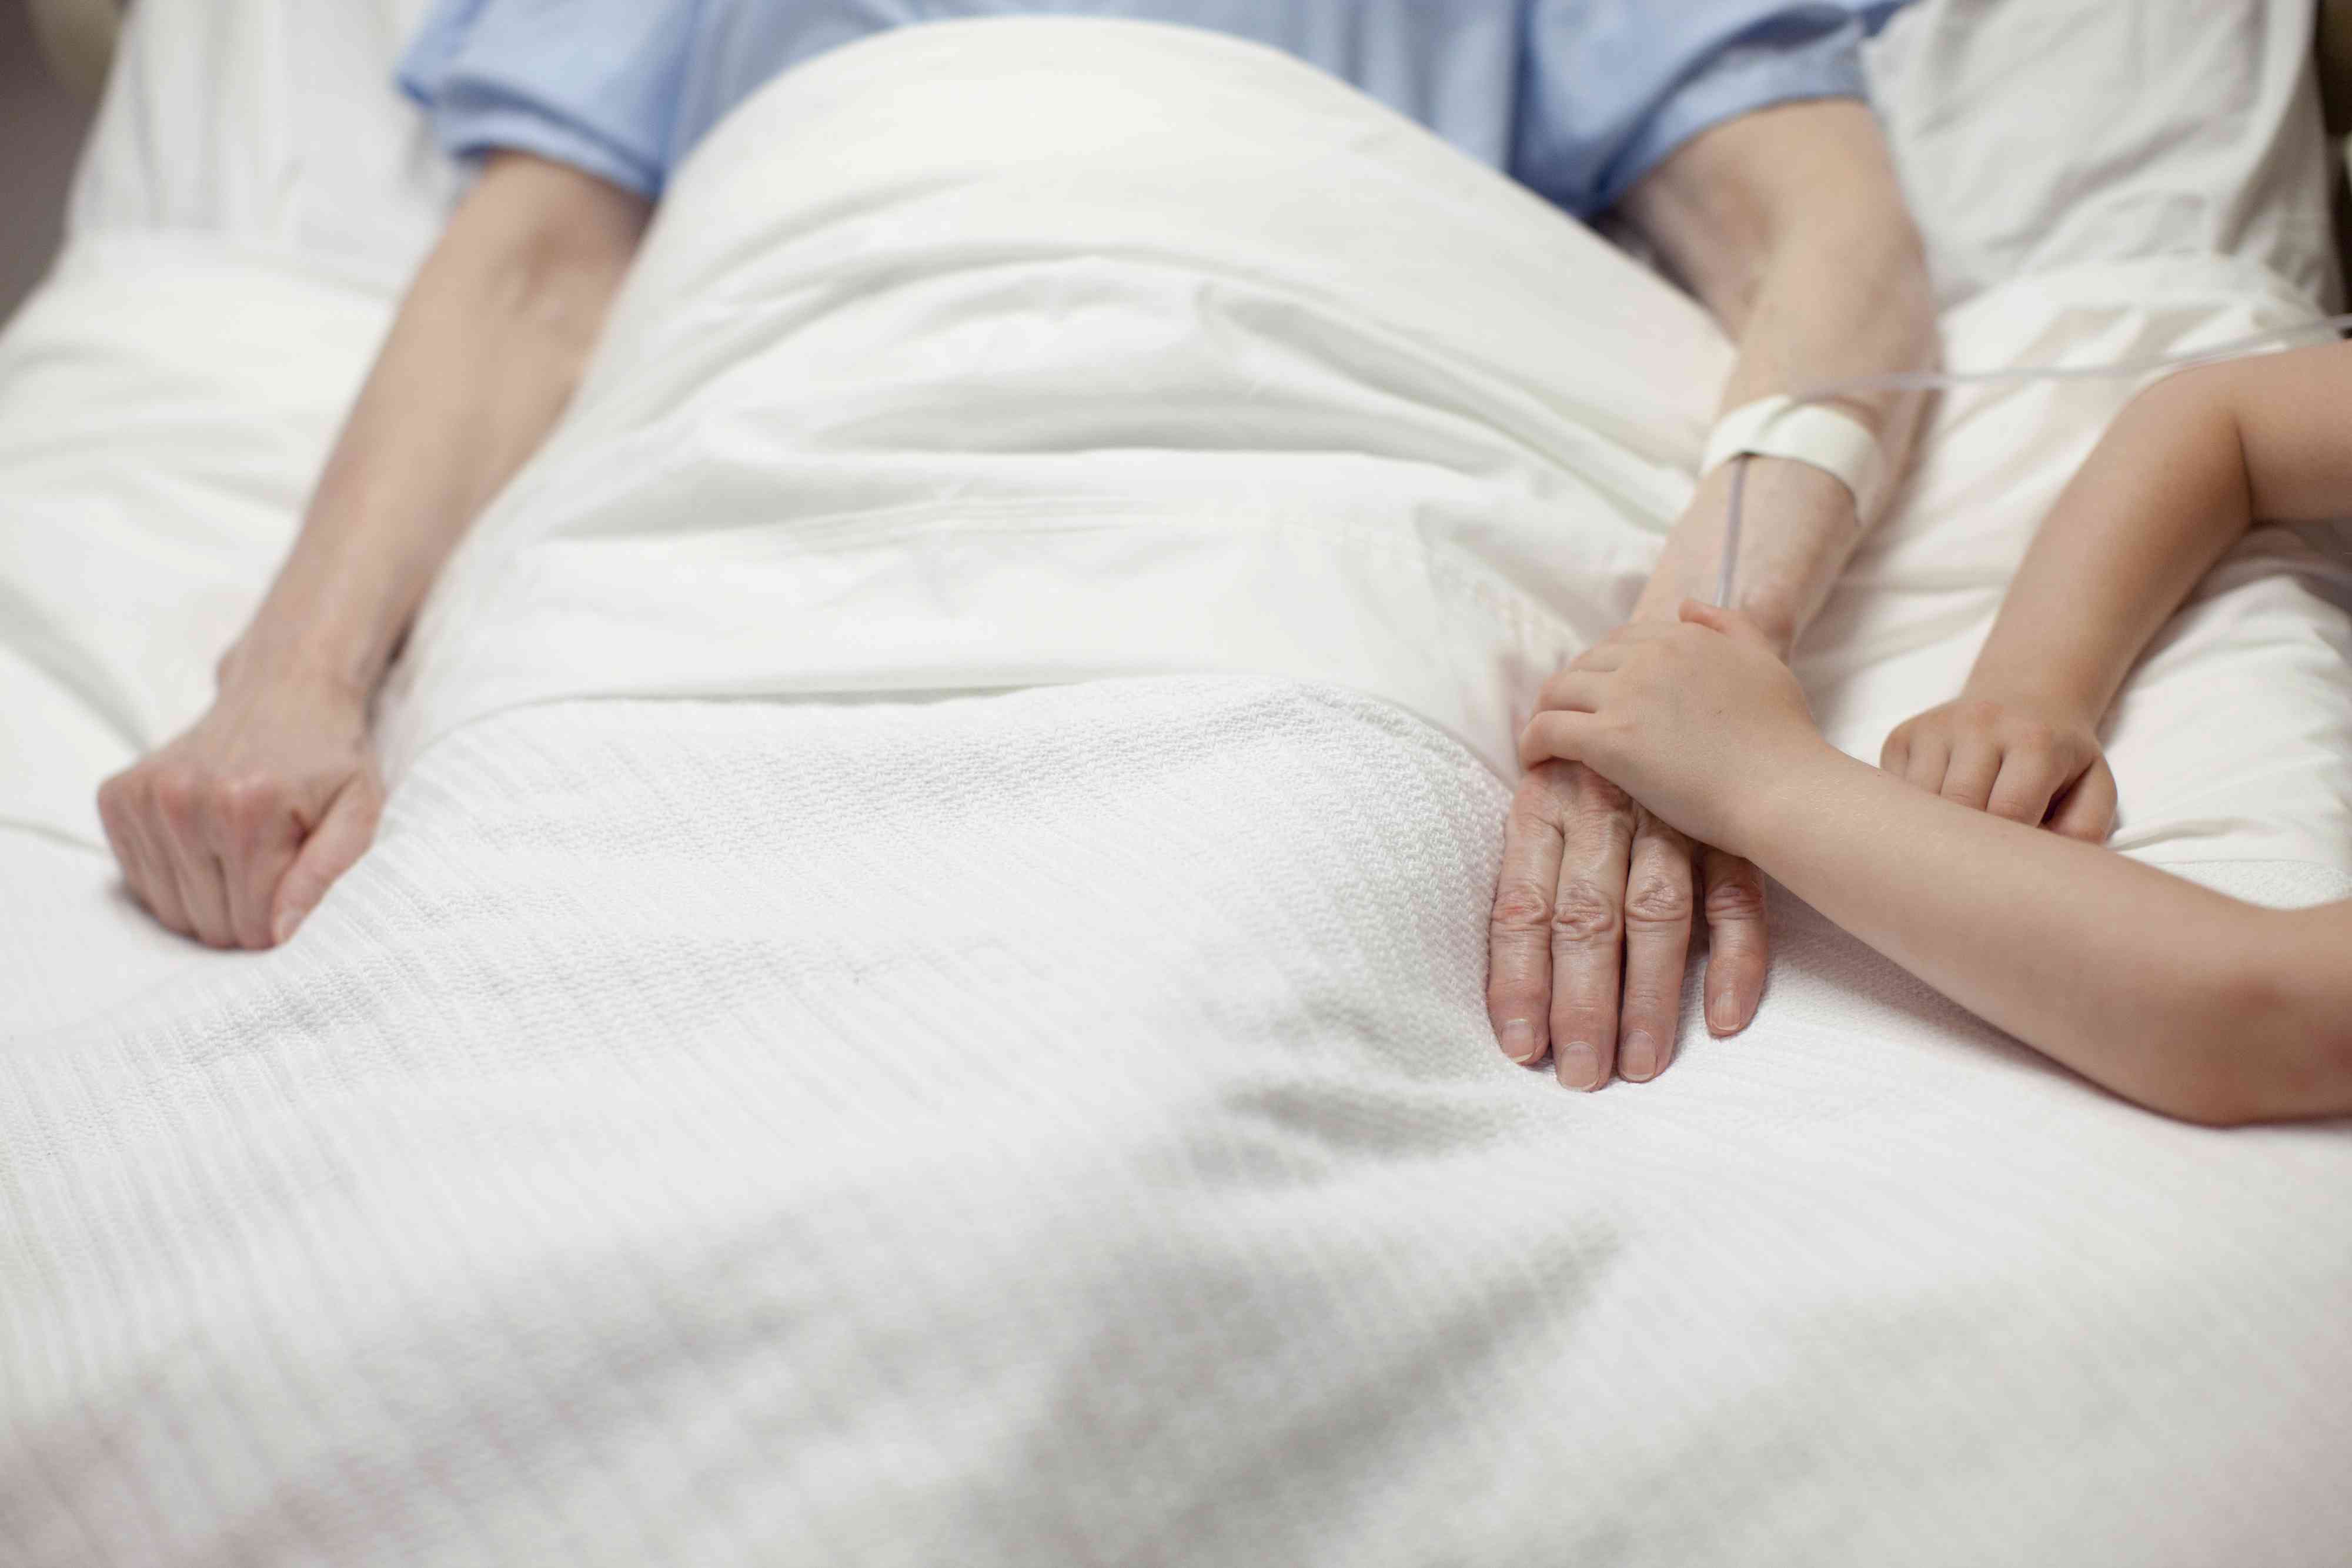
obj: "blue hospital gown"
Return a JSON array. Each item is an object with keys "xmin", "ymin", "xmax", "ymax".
[{"xmin": 400, "ymin": 1, "xmax": 1911, "ymax": 218}]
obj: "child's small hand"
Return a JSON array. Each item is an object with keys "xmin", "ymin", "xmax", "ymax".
[
  {"xmin": 1879, "ymin": 696, "xmax": 2116, "ymax": 842},
  {"xmin": 1518, "ymin": 600, "xmax": 1830, "ymax": 854}
]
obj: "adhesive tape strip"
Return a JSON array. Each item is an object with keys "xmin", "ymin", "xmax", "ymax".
[{"xmin": 1701, "ymin": 394, "xmax": 1883, "ymax": 517}]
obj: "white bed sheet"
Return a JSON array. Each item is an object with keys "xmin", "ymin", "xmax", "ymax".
[
  {"xmin": 6, "ymin": 681, "xmax": 2350, "ymax": 1567},
  {"xmin": 55, "ymin": 0, "xmax": 2345, "ymax": 311},
  {"xmin": 1870, "ymin": 0, "xmax": 2343, "ymax": 310},
  {"xmin": 4, "ymin": 6, "xmax": 2352, "ymax": 1566}
]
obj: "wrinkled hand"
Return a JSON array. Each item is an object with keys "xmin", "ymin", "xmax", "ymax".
[
  {"xmin": 1880, "ymin": 695, "xmax": 2115, "ymax": 842},
  {"xmin": 1488, "ymin": 603, "xmax": 1806, "ymax": 1091},
  {"xmin": 96, "ymin": 673, "xmax": 382, "ymax": 949},
  {"xmin": 1515, "ymin": 603, "xmax": 1820, "ymax": 851},
  {"xmin": 1488, "ymin": 611, "xmax": 1793, "ymax": 1090}
]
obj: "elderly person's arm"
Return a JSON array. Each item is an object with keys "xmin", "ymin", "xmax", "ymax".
[
  {"xmin": 96, "ymin": 154, "xmax": 649, "ymax": 949},
  {"xmin": 1488, "ymin": 98, "xmax": 1937, "ymax": 1089}
]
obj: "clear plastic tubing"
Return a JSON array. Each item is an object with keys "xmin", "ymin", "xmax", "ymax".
[{"xmin": 1714, "ymin": 312, "xmax": 2352, "ymax": 608}]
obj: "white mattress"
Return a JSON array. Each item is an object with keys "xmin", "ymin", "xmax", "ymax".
[{"xmin": 3, "ymin": 5, "xmax": 2351, "ymax": 1565}]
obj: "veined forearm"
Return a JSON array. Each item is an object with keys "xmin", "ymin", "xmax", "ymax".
[
  {"xmin": 225, "ymin": 155, "xmax": 649, "ymax": 698},
  {"xmin": 1629, "ymin": 144, "xmax": 1939, "ymax": 647}
]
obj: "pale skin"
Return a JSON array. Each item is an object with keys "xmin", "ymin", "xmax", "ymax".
[
  {"xmin": 1519, "ymin": 341, "xmax": 2352, "ymax": 1126},
  {"xmin": 1486, "ymin": 100, "xmax": 1936, "ymax": 1091},
  {"xmin": 101, "ymin": 101, "xmax": 1937, "ymax": 1015},
  {"xmin": 97, "ymin": 155, "xmax": 650, "ymax": 948}
]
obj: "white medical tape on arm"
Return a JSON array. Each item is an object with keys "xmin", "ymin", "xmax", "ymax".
[{"xmin": 1701, "ymin": 394, "xmax": 1883, "ymax": 517}]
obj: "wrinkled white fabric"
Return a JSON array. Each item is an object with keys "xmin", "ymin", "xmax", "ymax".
[
  {"xmin": 375, "ymin": 18, "xmax": 1720, "ymax": 781},
  {"xmin": 58, "ymin": 1, "xmax": 2341, "ymax": 313},
  {"xmin": 5, "ymin": 8, "xmax": 2352, "ymax": 1567},
  {"xmin": 6, "ymin": 681, "xmax": 2352, "ymax": 1567},
  {"xmin": 376, "ymin": 21, "xmax": 2352, "ymax": 822},
  {"xmin": 1868, "ymin": 0, "xmax": 2343, "ymax": 310}
]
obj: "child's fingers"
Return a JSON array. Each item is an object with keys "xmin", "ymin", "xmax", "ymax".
[
  {"xmin": 1580, "ymin": 624, "xmax": 1675, "ymax": 654},
  {"xmin": 1985, "ymin": 751, "xmax": 2068, "ymax": 827},
  {"xmin": 1519, "ymin": 710, "xmax": 1603, "ymax": 771},
  {"xmin": 1880, "ymin": 727, "xmax": 1912, "ymax": 777},
  {"xmin": 1900, "ymin": 733, "xmax": 1951, "ymax": 797},
  {"xmin": 1558, "ymin": 646, "xmax": 1628, "ymax": 683},
  {"xmin": 2047, "ymin": 756, "xmax": 2119, "ymax": 844},
  {"xmin": 1539, "ymin": 671, "xmax": 1610, "ymax": 712},
  {"xmin": 1676, "ymin": 599, "xmax": 1776, "ymax": 652},
  {"xmin": 1938, "ymin": 737, "xmax": 2003, "ymax": 811}
]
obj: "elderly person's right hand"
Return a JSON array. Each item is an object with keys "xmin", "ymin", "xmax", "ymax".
[
  {"xmin": 1486, "ymin": 755, "xmax": 1770, "ymax": 1091},
  {"xmin": 97, "ymin": 667, "xmax": 382, "ymax": 950},
  {"xmin": 91, "ymin": 153, "xmax": 646, "ymax": 950}
]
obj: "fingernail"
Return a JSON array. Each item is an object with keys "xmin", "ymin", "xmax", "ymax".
[
  {"xmin": 1502, "ymin": 1019, "xmax": 1540, "ymax": 1064},
  {"xmin": 1621, "ymin": 1031, "xmax": 1659, "ymax": 1082},
  {"xmin": 1709, "ymin": 988, "xmax": 1736, "ymax": 1033},
  {"xmin": 1558, "ymin": 1041, "xmax": 1603, "ymax": 1091},
  {"xmin": 272, "ymin": 907, "xmax": 306, "ymax": 947}
]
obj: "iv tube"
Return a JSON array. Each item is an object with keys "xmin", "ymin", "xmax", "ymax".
[{"xmin": 1713, "ymin": 312, "xmax": 2352, "ymax": 609}]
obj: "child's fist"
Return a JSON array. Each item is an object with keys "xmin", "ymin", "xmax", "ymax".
[{"xmin": 1880, "ymin": 697, "xmax": 2115, "ymax": 842}]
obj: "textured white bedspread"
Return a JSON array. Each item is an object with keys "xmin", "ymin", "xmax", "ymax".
[
  {"xmin": 8, "ymin": 680, "xmax": 2351, "ymax": 1567},
  {"xmin": 6, "ymin": 12, "xmax": 2352, "ymax": 1567}
]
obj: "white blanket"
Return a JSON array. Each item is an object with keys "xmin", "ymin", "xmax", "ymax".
[
  {"xmin": 6, "ymin": 680, "xmax": 2351, "ymax": 1566},
  {"xmin": 5, "ymin": 18, "xmax": 2352, "ymax": 1568},
  {"xmin": 381, "ymin": 20, "xmax": 2352, "ymax": 862}
]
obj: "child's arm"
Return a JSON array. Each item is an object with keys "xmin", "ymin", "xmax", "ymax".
[
  {"xmin": 1882, "ymin": 340, "xmax": 2352, "ymax": 837},
  {"xmin": 1524, "ymin": 606, "xmax": 2352, "ymax": 1125}
]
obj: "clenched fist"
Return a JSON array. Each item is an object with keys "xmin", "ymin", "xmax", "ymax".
[{"xmin": 96, "ymin": 673, "xmax": 382, "ymax": 950}]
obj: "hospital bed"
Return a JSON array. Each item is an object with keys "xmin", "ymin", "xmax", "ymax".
[{"xmin": 2, "ymin": 4, "xmax": 2350, "ymax": 1564}]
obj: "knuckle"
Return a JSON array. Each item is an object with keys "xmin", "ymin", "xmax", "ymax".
[
  {"xmin": 1565, "ymin": 766, "xmax": 1631, "ymax": 813},
  {"xmin": 1505, "ymin": 778, "xmax": 1560, "ymax": 829},
  {"xmin": 1489, "ymin": 884, "xmax": 1553, "ymax": 935},
  {"xmin": 1706, "ymin": 874, "xmax": 1768, "ymax": 923},
  {"xmin": 221, "ymin": 774, "xmax": 286, "ymax": 827},
  {"xmin": 1623, "ymin": 871, "xmax": 1693, "ymax": 927},
  {"xmin": 95, "ymin": 781, "xmax": 129, "ymax": 834},
  {"xmin": 1515, "ymin": 758, "xmax": 1582, "ymax": 807},
  {"xmin": 151, "ymin": 768, "xmax": 203, "ymax": 824},
  {"xmin": 1571, "ymin": 784, "xmax": 1633, "ymax": 831},
  {"xmin": 1549, "ymin": 880, "xmax": 1622, "ymax": 948}
]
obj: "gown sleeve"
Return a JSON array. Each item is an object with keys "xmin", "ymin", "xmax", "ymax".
[
  {"xmin": 397, "ymin": 0, "xmax": 706, "ymax": 199},
  {"xmin": 1515, "ymin": 1, "xmax": 1913, "ymax": 218}
]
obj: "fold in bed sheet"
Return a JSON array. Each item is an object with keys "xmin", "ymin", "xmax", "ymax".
[
  {"xmin": 6, "ymin": 682, "xmax": 2351, "ymax": 1567},
  {"xmin": 4, "ymin": 8, "xmax": 2352, "ymax": 1567},
  {"xmin": 379, "ymin": 21, "xmax": 2352, "ymax": 874},
  {"xmin": 56, "ymin": 0, "xmax": 2344, "ymax": 312}
]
